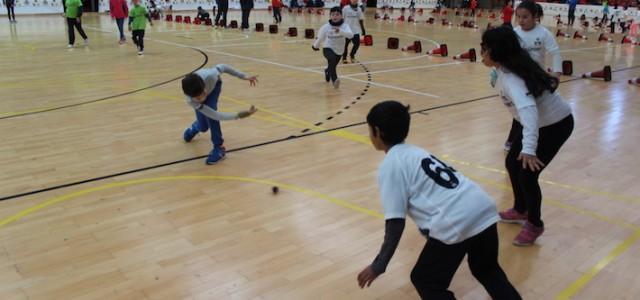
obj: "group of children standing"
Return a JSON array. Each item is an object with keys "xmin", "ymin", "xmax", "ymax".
[
  {"xmin": 63, "ymin": 0, "xmax": 152, "ymax": 54},
  {"xmin": 171, "ymin": 1, "xmax": 579, "ymax": 298}
]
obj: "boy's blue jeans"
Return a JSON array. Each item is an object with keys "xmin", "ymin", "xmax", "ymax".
[{"xmin": 190, "ymin": 80, "xmax": 224, "ymax": 148}]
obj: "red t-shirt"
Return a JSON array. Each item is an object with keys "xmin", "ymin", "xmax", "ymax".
[
  {"xmin": 272, "ymin": 0, "xmax": 282, "ymax": 8},
  {"xmin": 502, "ymin": 5, "xmax": 514, "ymax": 23},
  {"xmin": 470, "ymin": 0, "xmax": 477, "ymax": 9}
]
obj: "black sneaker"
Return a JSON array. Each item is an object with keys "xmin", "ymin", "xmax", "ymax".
[{"xmin": 324, "ymin": 69, "xmax": 330, "ymax": 82}]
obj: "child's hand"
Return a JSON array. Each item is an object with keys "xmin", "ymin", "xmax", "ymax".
[
  {"xmin": 246, "ymin": 75, "xmax": 258, "ymax": 86},
  {"xmin": 311, "ymin": 45, "xmax": 319, "ymax": 51},
  {"xmin": 238, "ymin": 105, "xmax": 257, "ymax": 118},
  {"xmin": 518, "ymin": 153, "xmax": 545, "ymax": 172},
  {"xmin": 357, "ymin": 265, "xmax": 379, "ymax": 288}
]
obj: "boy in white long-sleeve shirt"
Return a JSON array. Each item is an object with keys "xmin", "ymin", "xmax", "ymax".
[
  {"xmin": 342, "ymin": 0, "xmax": 366, "ymax": 63},
  {"xmin": 312, "ymin": 6, "xmax": 354, "ymax": 89},
  {"xmin": 181, "ymin": 64, "xmax": 258, "ymax": 165}
]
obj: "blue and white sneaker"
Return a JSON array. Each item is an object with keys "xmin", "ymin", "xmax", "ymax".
[
  {"xmin": 183, "ymin": 127, "xmax": 198, "ymax": 142},
  {"xmin": 206, "ymin": 146, "xmax": 226, "ymax": 165}
]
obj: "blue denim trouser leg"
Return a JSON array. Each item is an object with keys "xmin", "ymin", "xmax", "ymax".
[{"xmin": 190, "ymin": 80, "xmax": 224, "ymax": 148}]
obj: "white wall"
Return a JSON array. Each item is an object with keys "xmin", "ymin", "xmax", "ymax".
[{"xmin": 2, "ymin": 0, "xmax": 441, "ymax": 14}]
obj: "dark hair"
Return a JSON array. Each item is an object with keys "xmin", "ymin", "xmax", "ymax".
[
  {"xmin": 366, "ymin": 101, "xmax": 411, "ymax": 146},
  {"xmin": 481, "ymin": 27, "xmax": 558, "ymax": 98},
  {"xmin": 516, "ymin": 0, "xmax": 539, "ymax": 18},
  {"xmin": 535, "ymin": 3, "xmax": 543, "ymax": 18},
  {"xmin": 330, "ymin": 6, "xmax": 342, "ymax": 14},
  {"xmin": 182, "ymin": 74, "xmax": 206, "ymax": 97}
]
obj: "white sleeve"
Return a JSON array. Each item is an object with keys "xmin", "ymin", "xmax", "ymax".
[
  {"xmin": 313, "ymin": 26, "xmax": 327, "ymax": 49},
  {"xmin": 502, "ymin": 74, "xmax": 538, "ymax": 155},
  {"xmin": 378, "ymin": 160, "xmax": 409, "ymax": 220},
  {"xmin": 196, "ymin": 103, "xmax": 240, "ymax": 121},
  {"xmin": 517, "ymin": 106, "xmax": 539, "ymax": 155},
  {"xmin": 341, "ymin": 24, "xmax": 354, "ymax": 39},
  {"xmin": 543, "ymin": 29, "xmax": 563, "ymax": 73},
  {"xmin": 215, "ymin": 64, "xmax": 247, "ymax": 79}
]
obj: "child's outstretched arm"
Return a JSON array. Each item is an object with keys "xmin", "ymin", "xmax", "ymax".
[
  {"xmin": 215, "ymin": 64, "xmax": 258, "ymax": 86},
  {"xmin": 196, "ymin": 103, "xmax": 257, "ymax": 120},
  {"xmin": 357, "ymin": 218, "xmax": 405, "ymax": 288}
]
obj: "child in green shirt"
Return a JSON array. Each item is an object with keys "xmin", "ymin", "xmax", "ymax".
[
  {"xmin": 128, "ymin": 0, "xmax": 153, "ymax": 55},
  {"xmin": 64, "ymin": 0, "xmax": 89, "ymax": 48}
]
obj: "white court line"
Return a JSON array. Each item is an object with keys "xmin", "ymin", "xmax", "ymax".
[
  {"xmin": 559, "ymin": 45, "xmax": 610, "ymax": 53},
  {"xmin": 343, "ymin": 61, "xmax": 463, "ymax": 77},
  {"xmin": 152, "ymin": 38, "xmax": 440, "ymax": 98},
  {"xmin": 200, "ymin": 39, "xmax": 307, "ymax": 48},
  {"xmin": 308, "ymin": 55, "xmax": 431, "ymax": 69}
]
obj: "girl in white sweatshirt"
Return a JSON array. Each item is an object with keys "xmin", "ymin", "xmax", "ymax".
[
  {"xmin": 481, "ymin": 27, "xmax": 574, "ymax": 246},
  {"xmin": 312, "ymin": 6, "xmax": 354, "ymax": 89}
]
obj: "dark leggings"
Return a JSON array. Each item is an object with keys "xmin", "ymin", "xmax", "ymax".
[
  {"xmin": 506, "ymin": 115, "xmax": 574, "ymax": 227},
  {"xmin": 273, "ymin": 7, "xmax": 282, "ymax": 23},
  {"xmin": 7, "ymin": 5, "xmax": 15, "ymax": 21},
  {"xmin": 342, "ymin": 33, "xmax": 361, "ymax": 60},
  {"xmin": 66, "ymin": 17, "xmax": 88, "ymax": 45},
  {"xmin": 215, "ymin": 6, "xmax": 228, "ymax": 26},
  {"xmin": 411, "ymin": 224, "xmax": 522, "ymax": 300},
  {"xmin": 132, "ymin": 29, "xmax": 145, "ymax": 51},
  {"xmin": 241, "ymin": 8, "xmax": 251, "ymax": 29},
  {"xmin": 568, "ymin": 8, "xmax": 576, "ymax": 25},
  {"xmin": 116, "ymin": 18, "xmax": 125, "ymax": 40},
  {"xmin": 323, "ymin": 48, "xmax": 340, "ymax": 82}
]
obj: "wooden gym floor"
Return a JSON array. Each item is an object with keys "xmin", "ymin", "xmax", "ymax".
[{"xmin": 1, "ymin": 8, "xmax": 639, "ymax": 299}]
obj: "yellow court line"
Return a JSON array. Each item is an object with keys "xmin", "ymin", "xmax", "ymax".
[
  {"xmin": 222, "ymin": 95, "xmax": 373, "ymax": 145},
  {"xmin": 556, "ymin": 231, "xmax": 640, "ymax": 300},
  {"xmin": 459, "ymin": 173, "xmax": 640, "ymax": 299},
  {"xmin": 463, "ymin": 174, "xmax": 640, "ymax": 232},
  {"xmin": 0, "ymin": 175, "xmax": 382, "ymax": 230},
  {"xmin": 442, "ymin": 155, "xmax": 640, "ymax": 205}
]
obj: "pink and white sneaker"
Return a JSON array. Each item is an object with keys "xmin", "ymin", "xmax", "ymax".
[
  {"xmin": 513, "ymin": 222, "xmax": 544, "ymax": 246},
  {"xmin": 498, "ymin": 208, "xmax": 528, "ymax": 224}
]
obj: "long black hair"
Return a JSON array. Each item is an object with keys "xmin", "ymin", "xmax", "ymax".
[{"xmin": 481, "ymin": 27, "xmax": 558, "ymax": 97}]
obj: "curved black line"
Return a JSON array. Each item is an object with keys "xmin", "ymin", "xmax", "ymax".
[
  {"xmin": 0, "ymin": 48, "xmax": 209, "ymax": 120},
  {"xmin": 1, "ymin": 64, "xmax": 639, "ymax": 202}
]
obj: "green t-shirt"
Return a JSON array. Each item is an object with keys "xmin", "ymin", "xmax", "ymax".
[
  {"xmin": 129, "ymin": 5, "xmax": 149, "ymax": 31},
  {"xmin": 65, "ymin": 0, "xmax": 82, "ymax": 18}
]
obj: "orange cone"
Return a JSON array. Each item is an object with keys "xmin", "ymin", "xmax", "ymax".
[
  {"xmin": 304, "ymin": 28, "xmax": 314, "ymax": 39},
  {"xmin": 582, "ymin": 66, "xmax": 612, "ymax": 81},
  {"xmin": 285, "ymin": 27, "xmax": 297, "ymax": 37},
  {"xmin": 427, "ymin": 44, "xmax": 448, "ymax": 57},
  {"xmin": 397, "ymin": 15, "xmax": 405, "ymax": 22},
  {"xmin": 556, "ymin": 29, "xmax": 570, "ymax": 38},
  {"xmin": 621, "ymin": 35, "xmax": 635, "ymax": 44},
  {"xmin": 269, "ymin": 24, "xmax": 278, "ymax": 34},
  {"xmin": 573, "ymin": 31, "xmax": 588, "ymax": 40},
  {"xmin": 442, "ymin": 19, "xmax": 449, "ymax": 26},
  {"xmin": 402, "ymin": 41, "xmax": 422, "ymax": 53},
  {"xmin": 453, "ymin": 48, "xmax": 477, "ymax": 62},
  {"xmin": 408, "ymin": 16, "xmax": 415, "ymax": 22},
  {"xmin": 426, "ymin": 17, "xmax": 435, "ymax": 24},
  {"xmin": 598, "ymin": 33, "xmax": 613, "ymax": 43}
]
